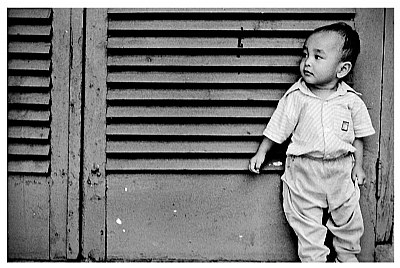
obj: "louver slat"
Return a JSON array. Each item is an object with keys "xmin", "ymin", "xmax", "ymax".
[
  {"xmin": 108, "ymin": 140, "xmax": 258, "ymax": 152},
  {"xmin": 8, "ymin": 59, "xmax": 51, "ymax": 72},
  {"xmin": 106, "ymin": 9, "xmax": 356, "ymax": 174},
  {"xmin": 8, "ymin": 42, "xmax": 51, "ymax": 54},
  {"xmin": 8, "ymin": 92, "xmax": 50, "ymax": 105},
  {"xmin": 7, "ymin": 8, "xmax": 51, "ymax": 19},
  {"xmin": 108, "ymin": 37, "xmax": 304, "ymax": 49},
  {"xmin": 107, "ymin": 105, "xmax": 276, "ymax": 119},
  {"xmin": 7, "ymin": 8, "xmax": 51, "ymax": 176},
  {"xmin": 8, "ymin": 160, "xmax": 50, "ymax": 174},
  {"xmin": 107, "ymin": 88, "xmax": 285, "ymax": 101},
  {"xmin": 8, "ymin": 126, "xmax": 50, "ymax": 140},
  {"xmin": 106, "ymin": 123, "xmax": 266, "ymax": 137},
  {"xmin": 108, "ymin": 55, "xmax": 300, "ymax": 67},
  {"xmin": 8, "ymin": 25, "xmax": 52, "ymax": 37},
  {"xmin": 8, "ymin": 143, "xmax": 50, "ymax": 156},
  {"xmin": 108, "ymin": 19, "xmax": 354, "ymax": 31}
]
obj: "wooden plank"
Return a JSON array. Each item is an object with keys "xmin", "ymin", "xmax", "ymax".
[
  {"xmin": 8, "ymin": 76, "xmax": 50, "ymax": 88},
  {"xmin": 107, "ymin": 71, "xmax": 299, "ymax": 84},
  {"xmin": 8, "ymin": 92, "xmax": 50, "ymax": 105},
  {"xmin": 67, "ymin": 8, "xmax": 84, "ymax": 260},
  {"xmin": 108, "ymin": 55, "xmax": 300, "ymax": 67},
  {"xmin": 8, "ymin": 126, "xmax": 50, "ymax": 140},
  {"xmin": 106, "ymin": 173, "xmax": 296, "ymax": 261},
  {"xmin": 376, "ymin": 8, "xmax": 394, "ymax": 244},
  {"xmin": 107, "ymin": 88, "xmax": 285, "ymax": 101},
  {"xmin": 8, "ymin": 160, "xmax": 50, "ymax": 174},
  {"xmin": 107, "ymin": 105, "xmax": 275, "ymax": 119},
  {"xmin": 7, "ymin": 175, "xmax": 50, "ymax": 260},
  {"xmin": 8, "ymin": 25, "xmax": 52, "ymax": 36},
  {"xmin": 107, "ymin": 37, "xmax": 303, "ymax": 49},
  {"xmin": 8, "ymin": 143, "xmax": 50, "ymax": 156},
  {"xmin": 8, "ymin": 8, "xmax": 52, "ymax": 19},
  {"xmin": 50, "ymin": 8, "xmax": 70, "ymax": 260},
  {"xmin": 353, "ymin": 8, "xmax": 385, "ymax": 262},
  {"xmin": 107, "ymin": 140, "xmax": 260, "ymax": 154},
  {"xmin": 8, "ymin": 59, "xmax": 51, "ymax": 71},
  {"xmin": 106, "ymin": 158, "xmax": 283, "ymax": 172},
  {"xmin": 108, "ymin": 19, "xmax": 354, "ymax": 31},
  {"xmin": 8, "ymin": 42, "xmax": 51, "ymax": 54},
  {"xmin": 108, "ymin": 8, "xmax": 355, "ymax": 14},
  {"xmin": 7, "ymin": 8, "xmax": 52, "ymax": 261},
  {"xmin": 106, "ymin": 123, "xmax": 266, "ymax": 137},
  {"xmin": 82, "ymin": 8, "xmax": 108, "ymax": 261},
  {"xmin": 8, "ymin": 109, "xmax": 50, "ymax": 122}
]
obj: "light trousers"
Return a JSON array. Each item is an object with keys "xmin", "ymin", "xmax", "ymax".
[{"xmin": 282, "ymin": 155, "xmax": 363, "ymax": 262}]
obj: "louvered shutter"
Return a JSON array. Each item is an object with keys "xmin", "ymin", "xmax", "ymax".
[
  {"xmin": 95, "ymin": 8, "xmax": 357, "ymax": 261},
  {"xmin": 106, "ymin": 9, "xmax": 355, "ymax": 174},
  {"xmin": 7, "ymin": 8, "xmax": 52, "ymax": 259}
]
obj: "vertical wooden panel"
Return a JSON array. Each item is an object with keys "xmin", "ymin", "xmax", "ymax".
[
  {"xmin": 50, "ymin": 8, "xmax": 70, "ymax": 260},
  {"xmin": 82, "ymin": 8, "xmax": 108, "ymax": 261},
  {"xmin": 376, "ymin": 8, "xmax": 394, "ymax": 244},
  {"xmin": 7, "ymin": 8, "xmax": 52, "ymax": 260},
  {"xmin": 7, "ymin": 176, "xmax": 50, "ymax": 260},
  {"xmin": 106, "ymin": 174, "xmax": 297, "ymax": 261},
  {"xmin": 67, "ymin": 8, "xmax": 84, "ymax": 259},
  {"xmin": 353, "ymin": 8, "xmax": 385, "ymax": 262}
]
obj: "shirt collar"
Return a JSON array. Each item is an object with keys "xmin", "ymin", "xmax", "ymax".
[{"xmin": 284, "ymin": 78, "xmax": 362, "ymax": 98}]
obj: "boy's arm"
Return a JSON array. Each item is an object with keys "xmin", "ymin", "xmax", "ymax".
[
  {"xmin": 248, "ymin": 136, "xmax": 276, "ymax": 174},
  {"xmin": 352, "ymin": 137, "xmax": 366, "ymax": 185}
]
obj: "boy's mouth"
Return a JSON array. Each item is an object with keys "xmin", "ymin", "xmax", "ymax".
[{"xmin": 303, "ymin": 70, "xmax": 313, "ymax": 76}]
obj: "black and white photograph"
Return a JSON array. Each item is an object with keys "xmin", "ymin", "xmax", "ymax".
[{"xmin": 4, "ymin": 1, "xmax": 396, "ymax": 263}]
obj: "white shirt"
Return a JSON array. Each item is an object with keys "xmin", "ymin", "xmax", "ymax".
[{"xmin": 264, "ymin": 78, "xmax": 375, "ymax": 159}]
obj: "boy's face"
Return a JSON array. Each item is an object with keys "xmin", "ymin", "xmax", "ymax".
[{"xmin": 300, "ymin": 31, "xmax": 344, "ymax": 89}]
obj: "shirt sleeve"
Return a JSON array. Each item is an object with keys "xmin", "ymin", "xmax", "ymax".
[
  {"xmin": 263, "ymin": 92, "xmax": 299, "ymax": 144},
  {"xmin": 351, "ymin": 96, "xmax": 375, "ymax": 138}
]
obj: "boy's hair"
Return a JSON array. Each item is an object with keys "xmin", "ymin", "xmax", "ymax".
[{"xmin": 312, "ymin": 22, "xmax": 360, "ymax": 66}]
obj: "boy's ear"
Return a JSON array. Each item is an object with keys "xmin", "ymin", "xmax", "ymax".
[{"xmin": 337, "ymin": 61, "xmax": 352, "ymax": 79}]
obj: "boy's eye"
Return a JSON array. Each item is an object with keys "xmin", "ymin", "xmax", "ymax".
[
  {"xmin": 315, "ymin": 55, "xmax": 322, "ymax": 60},
  {"xmin": 302, "ymin": 51, "xmax": 308, "ymax": 57}
]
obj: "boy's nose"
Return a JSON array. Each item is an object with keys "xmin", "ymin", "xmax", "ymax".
[{"xmin": 304, "ymin": 57, "xmax": 312, "ymax": 66}]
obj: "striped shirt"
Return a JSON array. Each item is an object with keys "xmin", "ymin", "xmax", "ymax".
[{"xmin": 264, "ymin": 78, "xmax": 375, "ymax": 159}]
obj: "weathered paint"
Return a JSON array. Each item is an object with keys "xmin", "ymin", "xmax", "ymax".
[
  {"xmin": 82, "ymin": 8, "xmax": 108, "ymax": 261},
  {"xmin": 106, "ymin": 173, "xmax": 297, "ymax": 261},
  {"xmin": 353, "ymin": 9, "xmax": 385, "ymax": 262},
  {"xmin": 7, "ymin": 8, "xmax": 52, "ymax": 260},
  {"xmin": 108, "ymin": 18, "xmax": 354, "ymax": 31},
  {"xmin": 7, "ymin": 176, "xmax": 50, "ymax": 260},
  {"xmin": 50, "ymin": 8, "xmax": 71, "ymax": 260},
  {"xmin": 376, "ymin": 8, "xmax": 394, "ymax": 244},
  {"xmin": 67, "ymin": 8, "xmax": 84, "ymax": 259}
]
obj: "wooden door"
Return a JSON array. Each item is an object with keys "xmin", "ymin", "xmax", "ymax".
[
  {"xmin": 7, "ymin": 8, "xmax": 83, "ymax": 260},
  {"xmin": 81, "ymin": 8, "xmax": 374, "ymax": 261}
]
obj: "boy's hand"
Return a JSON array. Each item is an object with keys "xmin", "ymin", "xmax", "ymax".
[
  {"xmin": 248, "ymin": 153, "xmax": 265, "ymax": 174},
  {"xmin": 351, "ymin": 165, "xmax": 366, "ymax": 186}
]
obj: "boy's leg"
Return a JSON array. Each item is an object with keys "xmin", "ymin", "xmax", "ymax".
[
  {"xmin": 282, "ymin": 156, "xmax": 330, "ymax": 262},
  {"xmin": 326, "ymin": 181, "xmax": 363, "ymax": 262}
]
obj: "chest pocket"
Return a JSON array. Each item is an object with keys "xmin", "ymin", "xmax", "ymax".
[{"xmin": 330, "ymin": 103, "xmax": 354, "ymax": 143}]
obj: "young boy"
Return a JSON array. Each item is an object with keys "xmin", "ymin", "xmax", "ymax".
[{"xmin": 248, "ymin": 22, "xmax": 375, "ymax": 262}]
